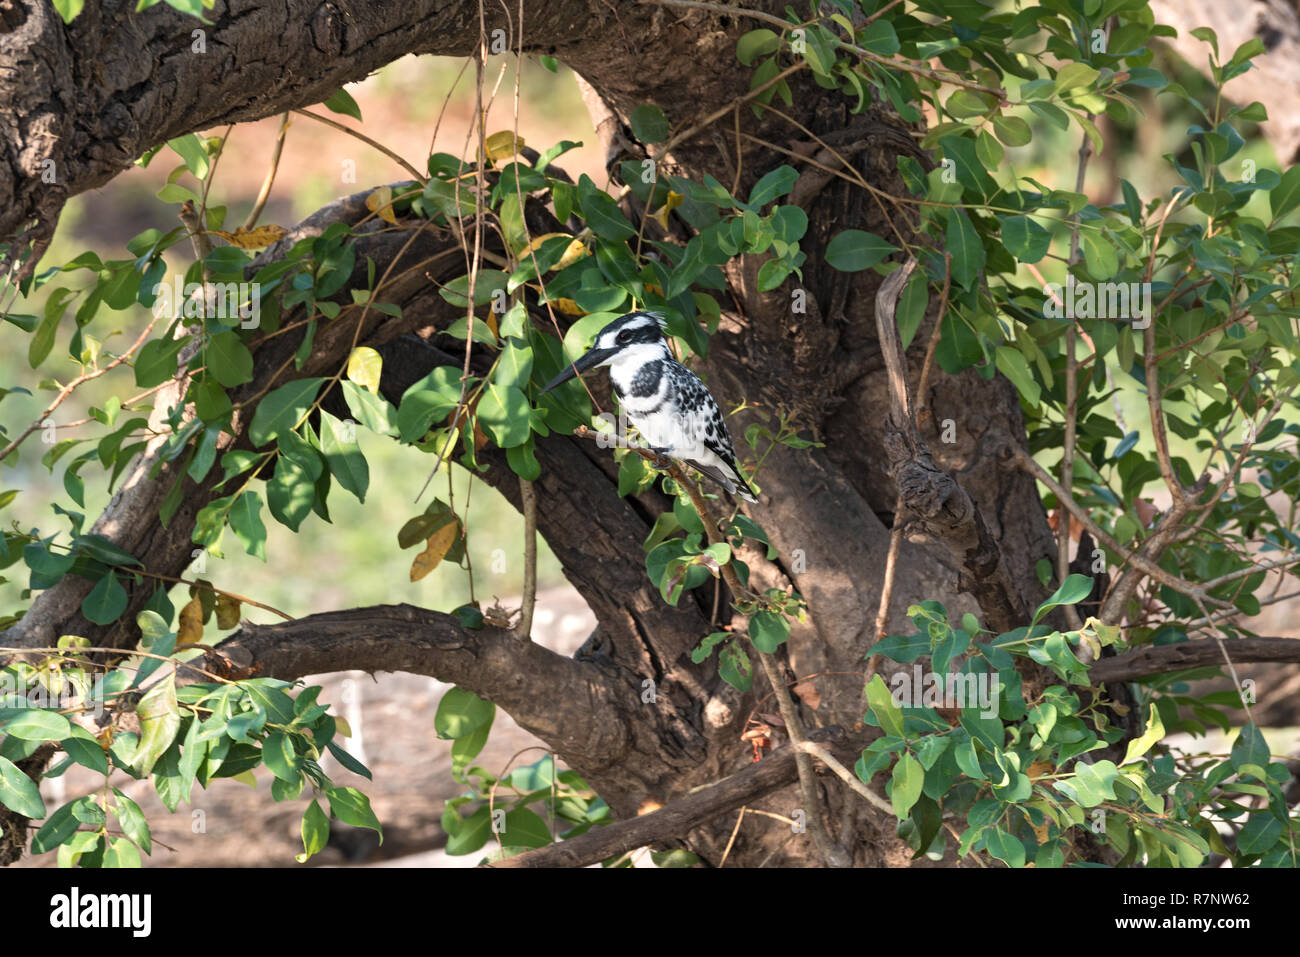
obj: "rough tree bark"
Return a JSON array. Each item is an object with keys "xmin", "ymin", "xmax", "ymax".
[{"xmin": 1, "ymin": 0, "xmax": 1068, "ymax": 867}]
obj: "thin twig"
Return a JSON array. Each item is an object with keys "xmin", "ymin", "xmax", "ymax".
[
  {"xmin": 0, "ymin": 311, "xmax": 162, "ymax": 464},
  {"xmin": 244, "ymin": 112, "xmax": 291, "ymax": 231},
  {"xmin": 291, "ymin": 108, "xmax": 426, "ymax": 183},
  {"xmin": 516, "ymin": 477, "xmax": 538, "ymax": 641}
]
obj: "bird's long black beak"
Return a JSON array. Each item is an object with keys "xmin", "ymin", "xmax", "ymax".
[{"xmin": 539, "ymin": 346, "xmax": 615, "ymax": 394}]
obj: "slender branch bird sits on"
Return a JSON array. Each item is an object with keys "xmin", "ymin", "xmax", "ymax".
[{"xmin": 540, "ymin": 310, "xmax": 758, "ymax": 503}]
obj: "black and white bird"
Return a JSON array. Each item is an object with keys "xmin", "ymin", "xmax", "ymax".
[{"xmin": 540, "ymin": 310, "xmax": 758, "ymax": 503}]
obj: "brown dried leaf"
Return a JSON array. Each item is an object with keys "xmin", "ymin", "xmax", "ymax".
[
  {"xmin": 214, "ymin": 593, "xmax": 241, "ymax": 630},
  {"xmin": 211, "ymin": 224, "xmax": 289, "ymax": 249},
  {"xmin": 177, "ymin": 594, "xmax": 204, "ymax": 647},
  {"xmin": 365, "ymin": 185, "xmax": 398, "ymax": 225},
  {"xmin": 792, "ymin": 680, "xmax": 822, "ymax": 710},
  {"xmin": 410, "ymin": 521, "xmax": 459, "ymax": 582}
]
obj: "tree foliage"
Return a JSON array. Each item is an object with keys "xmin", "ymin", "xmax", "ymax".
[{"xmin": 1, "ymin": 0, "xmax": 1297, "ymax": 867}]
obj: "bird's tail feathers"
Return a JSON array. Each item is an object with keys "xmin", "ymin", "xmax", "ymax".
[{"xmin": 689, "ymin": 460, "xmax": 759, "ymax": 504}]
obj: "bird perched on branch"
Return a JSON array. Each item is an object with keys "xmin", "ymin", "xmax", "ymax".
[{"xmin": 540, "ymin": 310, "xmax": 758, "ymax": 503}]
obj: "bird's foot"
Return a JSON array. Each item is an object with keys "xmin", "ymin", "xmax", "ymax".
[{"xmin": 645, "ymin": 447, "xmax": 675, "ymax": 470}]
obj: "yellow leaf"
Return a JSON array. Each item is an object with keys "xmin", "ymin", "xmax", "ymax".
[
  {"xmin": 410, "ymin": 522, "xmax": 459, "ymax": 582},
  {"xmin": 347, "ymin": 346, "xmax": 384, "ymax": 393},
  {"xmin": 525, "ymin": 231, "xmax": 569, "ymax": 252},
  {"xmin": 334, "ymin": 716, "xmax": 353, "ymax": 738},
  {"xmin": 177, "ymin": 594, "xmax": 204, "ymax": 647},
  {"xmin": 555, "ymin": 238, "xmax": 588, "ymax": 270},
  {"xmin": 649, "ymin": 190, "xmax": 684, "ymax": 230},
  {"xmin": 551, "ymin": 298, "xmax": 586, "ymax": 316},
  {"xmin": 485, "ymin": 131, "xmax": 524, "ymax": 165},
  {"xmin": 524, "ymin": 232, "xmax": 588, "ymax": 272},
  {"xmin": 231, "ymin": 770, "xmax": 258, "ymax": 789},
  {"xmin": 365, "ymin": 185, "xmax": 398, "ymax": 225},
  {"xmin": 215, "ymin": 593, "xmax": 241, "ymax": 630},
  {"xmin": 211, "ymin": 224, "xmax": 289, "ymax": 250}
]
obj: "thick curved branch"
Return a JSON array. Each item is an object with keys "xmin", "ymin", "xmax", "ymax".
[
  {"xmin": 484, "ymin": 725, "xmax": 858, "ymax": 868},
  {"xmin": 200, "ymin": 602, "xmax": 628, "ymax": 764},
  {"xmin": 0, "ymin": 0, "xmax": 793, "ymax": 263},
  {"xmin": 1087, "ymin": 636, "xmax": 1300, "ymax": 685}
]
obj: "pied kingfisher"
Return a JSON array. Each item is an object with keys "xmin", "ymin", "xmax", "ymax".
[{"xmin": 540, "ymin": 311, "xmax": 758, "ymax": 503}]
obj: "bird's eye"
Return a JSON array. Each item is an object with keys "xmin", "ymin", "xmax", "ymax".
[{"xmin": 617, "ymin": 329, "xmax": 633, "ymax": 344}]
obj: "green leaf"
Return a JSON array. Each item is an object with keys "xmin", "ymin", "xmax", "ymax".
[
  {"xmin": 500, "ymin": 808, "xmax": 553, "ymax": 848},
  {"xmin": 747, "ymin": 166, "xmax": 798, "ymax": 208},
  {"xmin": 717, "ymin": 641, "xmax": 752, "ymax": 692},
  {"xmin": 1031, "ymin": 573, "xmax": 1093, "ymax": 626},
  {"xmin": 629, "ymin": 104, "xmax": 669, "ymax": 143},
  {"xmin": 992, "ymin": 115, "xmax": 1032, "ymax": 147},
  {"xmin": 134, "ymin": 335, "xmax": 186, "ymax": 388},
  {"xmin": 112, "ymin": 787, "xmax": 152, "ymax": 855},
  {"xmin": 249, "ymin": 378, "xmax": 325, "ymax": 447},
  {"xmin": 577, "ymin": 175, "xmax": 635, "ymax": 241},
  {"xmin": 864, "ymin": 674, "xmax": 905, "ymax": 738},
  {"xmin": 320, "ymin": 410, "xmax": 369, "ymax": 503},
  {"xmin": 63, "ymin": 730, "xmax": 109, "ymax": 775},
  {"xmin": 860, "ymin": 19, "xmax": 899, "ymax": 54},
  {"xmin": 167, "ymin": 134, "xmax": 210, "ymax": 178},
  {"xmin": 30, "ymin": 288, "xmax": 76, "ymax": 368},
  {"xmin": 326, "ymin": 785, "xmax": 383, "ymax": 841},
  {"xmin": 132, "ymin": 675, "xmax": 181, "ymax": 776},
  {"xmin": 1230, "ymin": 723, "xmax": 1269, "ymax": 772},
  {"xmin": 1121, "ymin": 704, "xmax": 1166, "ymax": 765},
  {"xmin": 228, "ymin": 491, "xmax": 268, "ymax": 561},
  {"xmin": 506, "ymin": 438, "xmax": 541, "ymax": 480},
  {"xmin": 326, "ymin": 741, "xmax": 373, "ymax": 780},
  {"xmin": 206, "ymin": 331, "xmax": 254, "ymax": 387},
  {"xmin": 866, "ymin": 632, "xmax": 930, "ymax": 663},
  {"xmin": 82, "ymin": 570, "xmax": 128, "ymax": 625},
  {"xmin": 1, "ymin": 709, "xmax": 72, "ymax": 741},
  {"xmin": 984, "ymin": 826, "xmax": 1026, "ymax": 867},
  {"xmin": 737, "ymin": 28, "xmax": 780, "ymax": 65},
  {"xmin": 0, "ymin": 754, "xmax": 45, "ymax": 818},
  {"xmin": 51, "ymin": 0, "xmax": 85, "ymax": 22},
  {"xmin": 31, "ymin": 798, "xmax": 87, "ymax": 854},
  {"xmin": 262, "ymin": 731, "xmax": 303, "ymax": 782},
  {"xmin": 1054, "ymin": 62, "xmax": 1099, "ymax": 93},
  {"xmin": 397, "ymin": 366, "xmax": 462, "ymax": 442},
  {"xmin": 445, "ymin": 805, "xmax": 492, "ymax": 855},
  {"xmin": 322, "ymin": 88, "xmax": 362, "ymax": 122},
  {"xmin": 297, "ymin": 798, "xmax": 330, "ymax": 862},
  {"xmin": 748, "ymin": 610, "xmax": 790, "ymax": 652},
  {"xmin": 999, "ymin": 214, "xmax": 1051, "ymax": 263},
  {"xmin": 342, "ymin": 380, "xmax": 399, "ymax": 437},
  {"xmin": 435, "ymin": 687, "xmax": 495, "ymax": 739},
  {"xmin": 825, "ymin": 230, "xmax": 896, "ymax": 271},
  {"xmin": 477, "ymin": 382, "xmax": 531, "ymax": 448},
  {"xmin": 1053, "ymin": 759, "xmax": 1119, "ymax": 808},
  {"xmin": 1270, "ymin": 165, "xmax": 1300, "ymax": 221},
  {"xmin": 946, "ymin": 210, "xmax": 984, "ymax": 288},
  {"xmin": 1237, "ymin": 812, "xmax": 1284, "ymax": 855},
  {"xmin": 995, "ymin": 345, "xmax": 1041, "ymax": 407},
  {"xmin": 891, "ymin": 752, "xmax": 923, "ymax": 819}
]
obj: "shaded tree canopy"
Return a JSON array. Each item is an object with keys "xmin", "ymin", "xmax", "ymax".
[{"xmin": 1, "ymin": 0, "xmax": 1298, "ymax": 869}]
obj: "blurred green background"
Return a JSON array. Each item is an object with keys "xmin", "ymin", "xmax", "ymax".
[{"xmin": 1, "ymin": 54, "xmax": 607, "ymax": 628}]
